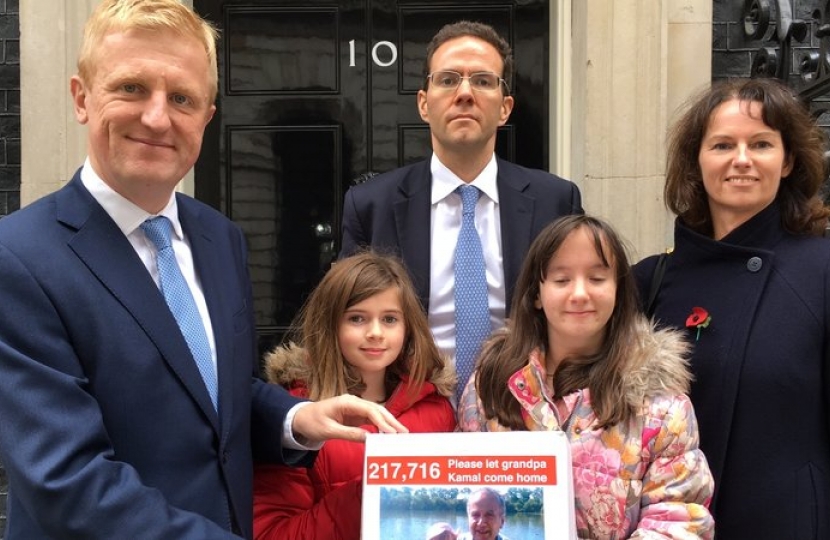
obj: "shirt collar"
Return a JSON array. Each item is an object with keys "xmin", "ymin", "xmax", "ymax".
[
  {"xmin": 80, "ymin": 158, "xmax": 183, "ymax": 240},
  {"xmin": 430, "ymin": 153, "xmax": 499, "ymax": 204}
]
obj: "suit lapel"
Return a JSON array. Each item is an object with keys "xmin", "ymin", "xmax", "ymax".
[
  {"xmin": 393, "ymin": 161, "xmax": 432, "ymax": 307},
  {"xmin": 496, "ymin": 160, "xmax": 534, "ymax": 309},
  {"xmin": 60, "ymin": 178, "xmax": 220, "ymax": 432}
]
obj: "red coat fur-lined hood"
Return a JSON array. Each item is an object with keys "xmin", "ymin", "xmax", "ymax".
[{"xmin": 254, "ymin": 344, "xmax": 457, "ymax": 540}]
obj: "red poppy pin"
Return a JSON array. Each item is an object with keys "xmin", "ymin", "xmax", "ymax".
[{"xmin": 685, "ymin": 307, "xmax": 711, "ymax": 341}]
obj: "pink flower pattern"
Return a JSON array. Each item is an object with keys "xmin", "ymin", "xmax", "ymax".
[{"xmin": 458, "ymin": 350, "xmax": 714, "ymax": 540}]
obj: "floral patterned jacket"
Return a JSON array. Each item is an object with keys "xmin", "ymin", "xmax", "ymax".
[{"xmin": 458, "ymin": 320, "xmax": 714, "ymax": 540}]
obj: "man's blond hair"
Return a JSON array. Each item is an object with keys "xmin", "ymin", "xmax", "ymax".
[{"xmin": 77, "ymin": 0, "xmax": 219, "ymax": 101}]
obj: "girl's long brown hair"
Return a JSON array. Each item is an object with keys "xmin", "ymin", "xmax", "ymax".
[
  {"xmin": 287, "ymin": 251, "xmax": 446, "ymax": 403},
  {"xmin": 475, "ymin": 215, "xmax": 641, "ymax": 429}
]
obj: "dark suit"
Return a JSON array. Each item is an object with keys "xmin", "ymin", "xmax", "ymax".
[
  {"xmin": 340, "ymin": 157, "xmax": 583, "ymax": 311},
  {"xmin": 0, "ymin": 171, "xmax": 308, "ymax": 539}
]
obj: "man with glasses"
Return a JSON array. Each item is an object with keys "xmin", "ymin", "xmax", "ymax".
[{"xmin": 340, "ymin": 21, "xmax": 582, "ymax": 400}]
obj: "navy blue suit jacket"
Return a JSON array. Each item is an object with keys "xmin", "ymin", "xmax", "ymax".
[
  {"xmin": 0, "ymin": 171, "xmax": 306, "ymax": 539},
  {"xmin": 340, "ymin": 157, "xmax": 583, "ymax": 312},
  {"xmin": 633, "ymin": 204, "xmax": 830, "ymax": 539}
]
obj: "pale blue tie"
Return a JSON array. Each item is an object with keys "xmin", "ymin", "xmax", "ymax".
[
  {"xmin": 141, "ymin": 216, "xmax": 218, "ymax": 411},
  {"xmin": 454, "ymin": 185, "xmax": 491, "ymax": 404}
]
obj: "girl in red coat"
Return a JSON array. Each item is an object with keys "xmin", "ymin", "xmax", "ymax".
[{"xmin": 253, "ymin": 251, "xmax": 457, "ymax": 540}]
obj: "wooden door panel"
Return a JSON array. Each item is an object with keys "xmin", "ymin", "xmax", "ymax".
[
  {"xmin": 197, "ymin": 0, "xmax": 363, "ymax": 349},
  {"xmin": 225, "ymin": 7, "xmax": 340, "ymax": 94},
  {"xmin": 228, "ymin": 126, "xmax": 340, "ymax": 328}
]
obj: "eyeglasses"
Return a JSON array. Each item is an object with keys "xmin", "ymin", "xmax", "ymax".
[{"xmin": 426, "ymin": 70, "xmax": 509, "ymax": 93}]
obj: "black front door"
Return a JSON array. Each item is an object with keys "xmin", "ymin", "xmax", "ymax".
[{"xmin": 194, "ymin": 0, "xmax": 549, "ymax": 350}]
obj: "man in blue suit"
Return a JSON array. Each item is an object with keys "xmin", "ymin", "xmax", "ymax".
[
  {"xmin": 341, "ymin": 22, "xmax": 583, "ymax": 397},
  {"xmin": 0, "ymin": 1, "xmax": 403, "ymax": 539}
]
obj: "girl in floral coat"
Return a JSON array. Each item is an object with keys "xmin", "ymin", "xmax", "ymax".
[
  {"xmin": 253, "ymin": 252, "xmax": 457, "ymax": 540},
  {"xmin": 459, "ymin": 215, "xmax": 714, "ymax": 539}
]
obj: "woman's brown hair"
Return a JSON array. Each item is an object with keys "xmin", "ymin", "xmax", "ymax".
[{"xmin": 665, "ymin": 77, "xmax": 829, "ymax": 236}]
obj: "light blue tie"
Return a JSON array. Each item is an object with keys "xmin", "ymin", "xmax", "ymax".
[
  {"xmin": 141, "ymin": 216, "xmax": 218, "ymax": 411},
  {"xmin": 454, "ymin": 185, "xmax": 491, "ymax": 404}
]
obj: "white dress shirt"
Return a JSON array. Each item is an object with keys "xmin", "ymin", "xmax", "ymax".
[
  {"xmin": 428, "ymin": 153, "xmax": 506, "ymax": 369},
  {"xmin": 80, "ymin": 159, "xmax": 317, "ymax": 450},
  {"xmin": 80, "ymin": 160, "xmax": 219, "ymax": 375}
]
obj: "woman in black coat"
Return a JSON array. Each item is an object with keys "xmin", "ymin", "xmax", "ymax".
[{"xmin": 634, "ymin": 78, "xmax": 830, "ymax": 539}]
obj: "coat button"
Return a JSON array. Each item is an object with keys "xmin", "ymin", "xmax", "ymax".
[{"xmin": 747, "ymin": 256, "xmax": 762, "ymax": 272}]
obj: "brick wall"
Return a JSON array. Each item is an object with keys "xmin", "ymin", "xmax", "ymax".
[
  {"xmin": 0, "ymin": 0, "xmax": 18, "ymax": 220},
  {"xmin": 0, "ymin": 2, "xmax": 16, "ymax": 534}
]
